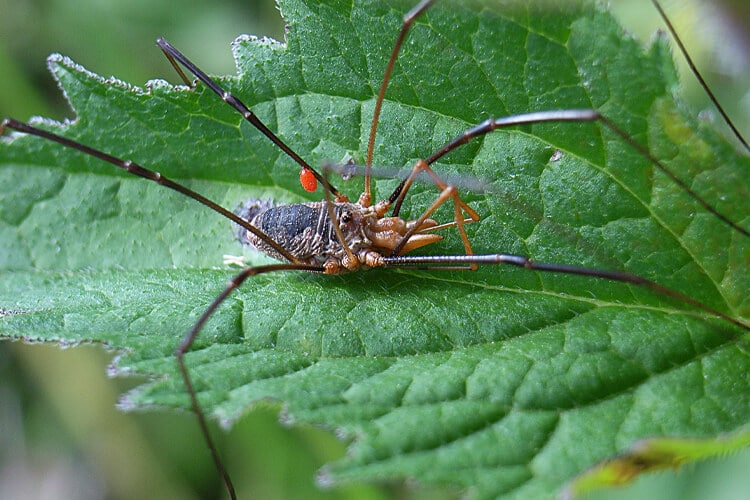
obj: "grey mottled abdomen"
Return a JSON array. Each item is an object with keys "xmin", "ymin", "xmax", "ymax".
[{"xmin": 235, "ymin": 200, "xmax": 365, "ymax": 265}]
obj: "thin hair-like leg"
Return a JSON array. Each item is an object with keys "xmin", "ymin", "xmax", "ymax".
[
  {"xmin": 0, "ymin": 116, "xmax": 329, "ymax": 499},
  {"xmin": 156, "ymin": 38, "xmax": 345, "ymax": 201},
  {"xmin": 387, "ymin": 110, "xmax": 750, "ymax": 239},
  {"xmin": 0, "ymin": 119, "xmax": 300, "ymax": 261},
  {"xmin": 175, "ymin": 263, "xmax": 323, "ymax": 500},
  {"xmin": 362, "ymin": 0, "xmax": 435, "ymax": 206},
  {"xmin": 381, "ymin": 253, "xmax": 750, "ymax": 333},
  {"xmin": 650, "ymin": 0, "xmax": 749, "ymax": 152}
]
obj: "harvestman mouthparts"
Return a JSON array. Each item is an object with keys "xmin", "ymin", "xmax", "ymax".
[{"xmin": 2, "ymin": 0, "xmax": 750, "ymax": 498}]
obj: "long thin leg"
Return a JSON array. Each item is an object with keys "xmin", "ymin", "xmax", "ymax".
[
  {"xmin": 388, "ymin": 110, "xmax": 750, "ymax": 239},
  {"xmin": 651, "ymin": 0, "xmax": 749, "ymax": 153},
  {"xmin": 1, "ymin": 116, "xmax": 330, "ymax": 499},
  {"xmin": 0, "ymin": 118, "xmax": 300, "ymax": 263},
  {"xmin": 599, "ymin": 114, "xmax": 750, "ymax": 239},
  {"xmin": 381, "ymin": 253, "xmax": 750, "ymax": 333},
  {"xmin": 156, "ymin": 38, "xmax": 346, "ymax": 202},
  {"xmin": 389, "ymin": 110, "xmax": 601, "ymax": 217},
  {"xmin": 1, "ymin": 116, "xmax": 334, "ymax": 500},
  {"xmin": 362, "ymin": 0, "xmax": 435, "ymax": 207},
  {"xmin": 175, "ymin": 262, "xmax": 323, "ymax": 500},
  {"xmin": 383, "ymin": 113, "xmax": 602, "ymax": 257}
]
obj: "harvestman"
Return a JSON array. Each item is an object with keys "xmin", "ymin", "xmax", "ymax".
[{"xmin": 2, "ymin": 0, "xmax": 749, "ymax": 498}]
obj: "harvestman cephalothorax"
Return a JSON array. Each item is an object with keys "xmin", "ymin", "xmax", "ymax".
[{"xmin": 1, "ymin": 0, "xmax": 749, "ymax": 498}]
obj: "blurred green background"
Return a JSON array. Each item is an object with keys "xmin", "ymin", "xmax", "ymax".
[{"xmin": 1, "ymin": 0, "xmax": 748, "ymax": 499}]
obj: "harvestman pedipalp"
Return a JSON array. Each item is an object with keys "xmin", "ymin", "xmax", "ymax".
[{"xmin": 2, "ymin": 0, "xmax": 750, "ymax": 498}]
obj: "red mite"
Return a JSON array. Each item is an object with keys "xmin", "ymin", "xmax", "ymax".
[{"xmin": 299, "ymin": 167, "xmax": 317, "ymax": 192}]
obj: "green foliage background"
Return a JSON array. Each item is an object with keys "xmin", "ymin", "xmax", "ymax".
[{"xmin": 1, "ymin": 0, "xmax": 749, "ymax": 499}]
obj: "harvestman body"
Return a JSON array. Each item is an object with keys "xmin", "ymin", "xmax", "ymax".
[{"xmin": 2, "ymin": 0, "xmax": 750, "ymax": 498}]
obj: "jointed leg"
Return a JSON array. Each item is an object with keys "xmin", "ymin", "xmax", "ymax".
[
  {"xmin": 388, "ymin": 109, "xmax": 748, "ymax": 239},
  {"xmin": 156, "ymin": 38, "xmax": 346, "ymax": 201},
  {"xmin": 362, "ymin": 0, "xmax": 435, "ymax": 207},
  {"xmin": 175, "ymin": 262, "xmax": 323, "ymax": 500},
  {"xmin": 0, "ymin": 118, "xmax": 300, "ymax": 262},
  {"xmin": 389, "ymin": 160, "xmax": 479, "ymax": 260}
]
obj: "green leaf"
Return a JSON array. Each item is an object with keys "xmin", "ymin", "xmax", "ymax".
[{"xmin": 1, "ymin": 0, "xmax": 749, "ymax": 497}]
